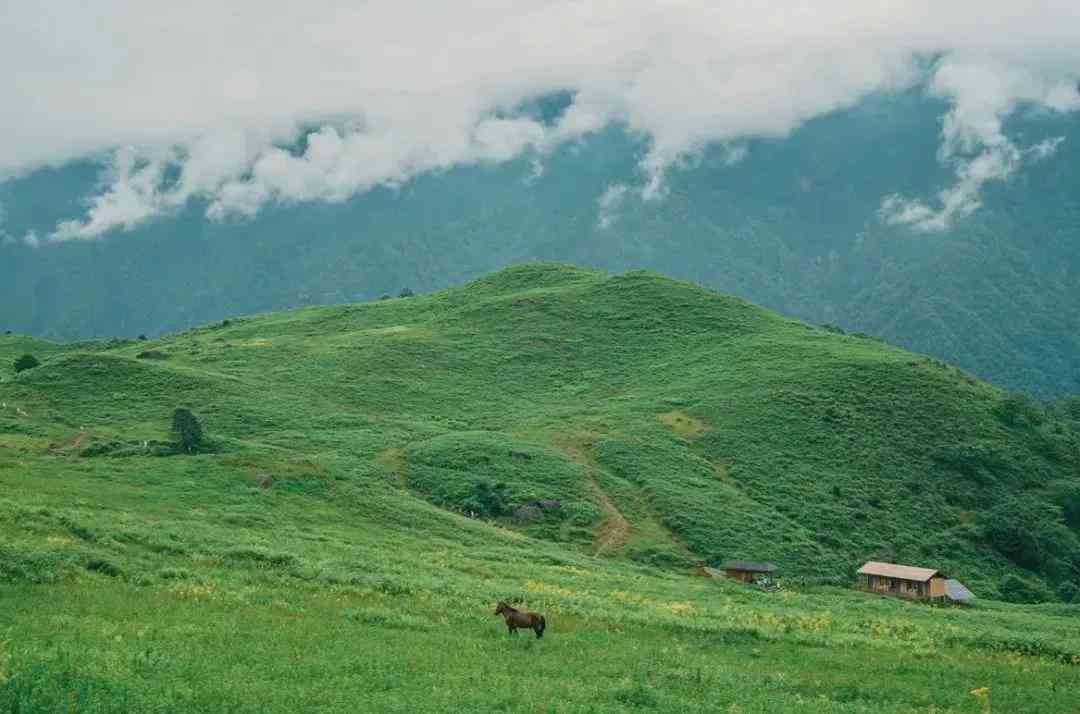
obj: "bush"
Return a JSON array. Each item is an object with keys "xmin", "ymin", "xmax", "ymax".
[
  {"xmin": 464, "ymin": 481, "xmax": 508, "ymax": 518},
  {"xmin": 1066, "ymin": 397, "xmax": 1080, "ymax": 422},
  {"xmin": 171, "ymin": 408, "xmax": 204, "ymax": 453},
  {"xmin": 13, "ymin": 354, "xmax": 40, "ymax": 373},
  {"xmin": 981, "ymin": 497, "xmax": 1077, "ymax": 570},
  {"xmin": 1048, "ymin": 480, "xmax": 1080, "ymax": 530},
  {"xmin": 399, "ymin": 287, "xmax": 415, "ymax": 298},
  {"xmin": 614, "ymin": 682, "xmax": 660, "ymax": 708},
  {"xmin": 999, "ymin": 573, "xmax": 1055, "ymax": 604},
  {"xmin": 223, "ymin": 546, "xmax": 299, "ymax": 569},
  {"xmin": 996, "ymin": 393, "xmax": 1045, "ymax": 428},
  {"xmin": 85, "ymin": 559, "xmax": 122, "ymax": 577},
  {"xmin": 0, "ymin": 545, "xmax": 76, "ymax": 584},
  {"xmin": 1057, "ymin": 581, "xmax": 1079, "ymax": 603}
]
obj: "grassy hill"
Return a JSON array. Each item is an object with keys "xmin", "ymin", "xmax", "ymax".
[{"xmin": 2, "ymin": 263, "xmax": 1079, "ymax": 712}]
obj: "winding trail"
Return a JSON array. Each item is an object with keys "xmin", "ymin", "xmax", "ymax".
[{"xmin": 589, "ymin": 479, "xmax": 631, "ymax": 555}]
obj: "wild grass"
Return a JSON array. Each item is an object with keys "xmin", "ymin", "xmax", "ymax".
[{"xmin": 1, "ymin": 263, "xmax": 1079, "ymax": 711}]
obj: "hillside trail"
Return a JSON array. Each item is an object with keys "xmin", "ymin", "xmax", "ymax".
[{"xmin": 589, "ymin": 479, "xmax": 631, "ymax": 555}]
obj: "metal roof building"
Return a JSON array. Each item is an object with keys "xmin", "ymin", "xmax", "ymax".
[{"xmin": 944, "ymin": 579, "xmax": 976, "ymax": 604}]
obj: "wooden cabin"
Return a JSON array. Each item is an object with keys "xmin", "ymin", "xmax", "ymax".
[
  {"xmin": 857, "ymin": 561, "xmax": 947, "ymax": 601},
  {"xmin": 717, "ymin": 560, "xmax": 778, "ymax": 583}
]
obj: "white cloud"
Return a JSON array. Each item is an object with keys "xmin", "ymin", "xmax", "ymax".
[
  {"xmin": 597, "ymin": 183, "xmax": 630, "ymax": 230},
  {"xmin": 1029, "ymin": 136, "xmax": 1065, "ymax": 161},
  {"xmin": 0, "ymin": 2, "xmax": 1077, "ymax": 239},
  {"xmin": 880, "ymin": 59, "xmax": 1078, "ymax": 232}
]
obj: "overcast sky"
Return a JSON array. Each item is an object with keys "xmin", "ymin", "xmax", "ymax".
[{"xmin": 2, "ymin": 1, "xmax": 1079, "ymax": 240}]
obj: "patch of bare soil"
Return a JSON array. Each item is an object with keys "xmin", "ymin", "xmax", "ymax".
[
  {"xmin": 589, "ymin": 479, "xmax": 631, "ymax": 555},
  {"xmin": 656, "ymin": 410, "xmax": 707, "ymax": 439}
]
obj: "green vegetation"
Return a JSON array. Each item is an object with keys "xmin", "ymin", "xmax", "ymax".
[
  {"xmin": 12, "ymin": 354, "xmax": 39, "ymax": 373},
  {"xmin": 1, "ymin": 264, "xmax": 1079, "ymax": 712},
  {"xmin": 3, "ymin": 93, "xmax": 1079, "ymax": 396},
  {"xmin": 171, "ymin": 407, "xmax": 204, "ymax": 454}
]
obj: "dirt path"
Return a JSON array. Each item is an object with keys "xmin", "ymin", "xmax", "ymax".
[{"xmin": 589, "ymin": 479, "xmax": 631, "ymax": 555}]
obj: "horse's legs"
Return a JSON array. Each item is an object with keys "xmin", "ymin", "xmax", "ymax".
[{"xmin": 507, "ymin": 623, "xmax": 515, "ymax": 637}]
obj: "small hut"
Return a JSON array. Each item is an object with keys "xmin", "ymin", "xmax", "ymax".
[
  {"xmin": 857, "ymin": 561, "xmax": 947, "ymax": 601},
  {"xmin": 717, "ymin": 560, "xmax": 778, "ymax": 584}
]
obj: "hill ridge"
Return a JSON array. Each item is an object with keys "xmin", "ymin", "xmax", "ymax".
[{"xmin": 1, "ymin": 263, "xmax": 1078, "ymax": 603}]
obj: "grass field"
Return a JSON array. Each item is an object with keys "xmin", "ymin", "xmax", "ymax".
[{"xmin": 2, "ymin": 263, "xmax": 1078, "ymax": 712}]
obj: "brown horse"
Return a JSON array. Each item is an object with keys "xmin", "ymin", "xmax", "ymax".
[{"xmin": 494, "ymin": 601, "xmax": 546, "ymax": 639}]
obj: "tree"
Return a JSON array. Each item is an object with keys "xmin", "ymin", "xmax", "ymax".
[
  {"xmin": 399, "ymin": 287, "xmax": 415, "ymax": 298},
  {"xmin": 1060, "ymin": 396, "xmax": 1080, "ymax": 422},
  {"xmin": 171, "ymin": 408, "xmax": 204, "ymax": 453},
  {"xmin": 13, "ymin": 354, "xmax": 40, "ymax": 373},
  {"xmin": 997, "ymin": 393, "xmax": 1044, "ymax": 428},
  {"xmin": 999, "ymin": 573, "xmax": 1055, "ymax": 604},
  {"xmin": 982, "ymin": 497, "xmax": 1077, "ymax": 570}
]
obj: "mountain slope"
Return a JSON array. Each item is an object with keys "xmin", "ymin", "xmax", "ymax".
[
  {"xmin": 3, "ymin": 263, "xmax": 1078, "ymax": 601},
  {"xmin": 3, "ymin": 264, "xmax": 1080, "ymax": 712},
  {"xmin": 2, "ymin": 93, "xmax": 1079, "ymax": 395}
]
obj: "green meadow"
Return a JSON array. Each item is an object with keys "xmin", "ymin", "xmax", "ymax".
[{"xmin": 2, "ymin": 263, "xmax": 1078, "ymax": 712}]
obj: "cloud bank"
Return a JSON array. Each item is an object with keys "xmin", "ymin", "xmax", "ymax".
[{"xmin": 2, "ymin": 1, "xmax": 1079, "ymax": 241}]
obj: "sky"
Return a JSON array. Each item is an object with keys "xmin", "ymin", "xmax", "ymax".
[{"xmin": 2, "ymin": 1, "xmax": 1079, "ymax": 241}]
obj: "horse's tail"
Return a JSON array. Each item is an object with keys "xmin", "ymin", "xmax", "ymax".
[{"xmin": 537, "ymin": 615, "xmax": 546, "ymax": 638}]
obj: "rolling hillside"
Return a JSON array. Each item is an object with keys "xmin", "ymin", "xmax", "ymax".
[{"xmin": 2, "ymin": 264, "xmax": 1079, "ymax": 712}]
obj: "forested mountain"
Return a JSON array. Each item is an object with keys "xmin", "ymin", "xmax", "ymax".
[{"xmin": 2, "ymin": 92, "xmax": 1078, "ymax": 395}]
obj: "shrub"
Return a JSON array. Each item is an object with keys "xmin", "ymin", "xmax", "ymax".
[
  {"xmin": 1064, "ymin": 397, "xmax": 1080, "ymax": 422},
  {"xmin": 171, "ymin": 408, "xmax": 204, "ymax": 453},
  {"xmin": 996, "ymin": 393, "xmax": 1045, "ymax": 428},
  {"xmin": 464, "ymin": 481, "xmax": 508, "ymax": 518},
  {"xmin": 13, "ymin": 354, "xmax": 40, "ymax": 373},
  {"xmin": 981, "ymin": 497, "xmax": 1077, "ymax": 570},
  {"xmin": 615, "ymin": 682, "xmax": 659, "ymax": 708},
  {"xmin": 1057, "ymin": 581, "xmax": 1079, "ymax": 603},
  {"xmin": 0, "ymin": 545, "xmax": 76, "ymax": 584},
  {"xmin": 998, "ymin": 573, "xmax": 1055, "ymax": 604},
  {"xmin": 158, "ymin": 567, "xmax": 193, "ymax": 581},
  {"xmin": 399, "ymin": 287, "xmax": 415, "ymax": 298},
  {"xmin": 1048, "ymin": 481, "xmax": 1080, "ymax": 529},
  {"xmin": 223, "ymin": 546, "xmax": 298, "ymax": 569},
  {"xmin": 85, "ymin": 559, "xmax": 122, "ymax": 577}
]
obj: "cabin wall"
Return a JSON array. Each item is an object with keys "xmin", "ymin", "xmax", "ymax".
[
  {"xmin": 929, "ymin": 576, "xmax": 946, "ymax": 598},
  {"xmin": 725, "ymin": 569, "xmax": 754, "ymax": 582},
  {"xmin": 860, "ymin": 575, "xmax": 930, "ymax": 599}
]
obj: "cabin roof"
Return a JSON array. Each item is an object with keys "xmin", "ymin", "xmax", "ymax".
[
  {"xmin": 945, "ymin": 579, "xmax": 976, "ymax": 603},
  {"xmin": 719, "ymin": 560, "xmax": 777, "ymax": 573},
  {"xmin": 857, "ymin": 561, "xmax": 942, "ymax": 582}
]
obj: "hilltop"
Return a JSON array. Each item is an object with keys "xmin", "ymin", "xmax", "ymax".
[{"xmin": 2, "ymin": 263, "xmax": 1079, "ymax": 712}]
